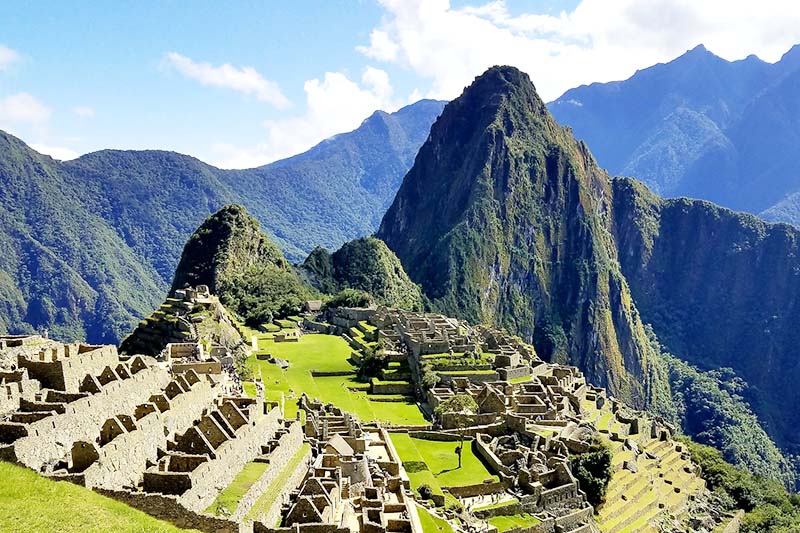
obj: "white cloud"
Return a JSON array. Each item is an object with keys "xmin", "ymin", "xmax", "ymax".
[
  {"xmin": 72, "ymin": 106, "xmax": 95, "ymax": 118},
  {"xmin": 358, "ymin": 0, "xmax": 800, "ymax": 101},
  {"xmin": 0, "ymin": 45, "xmax": 20, "ymax": 71},
  {"xmin": 30, "ymin": 143, "xmax": 80, "ymax": 161},
  {"xmin": 0, "ymin": 92, "xmax": 51, "ymax": 127},
  {"xmin": 163, "ymin": 52, "xmax": 290, "ymax": 109},
  {"xmin": 211, "ymin": 67, "xmax": 399, "ymax": 169}
]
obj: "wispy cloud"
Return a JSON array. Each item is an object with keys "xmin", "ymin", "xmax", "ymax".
[
  {"xmin": 30, "ymin": 143, "xmax": 79, "ymax": 161},
  {"xmin": 0, "ymin": 44, "xmax": 20, "ymax": 71},
  {"xmin": 72, "ymin": 106, "xmax": 95, "ymax": 118},
  {"xmin": 0, "ymin": 92, "xmax": 51, "ymax": 126},
  {"xmin": 211, "ymin": 67, "xmax": 399, "ymax": 169},
  {"xmin": 163, "ymin": 52, "xmax": 290, "ymax": 109},
  {"xmin": 359, "ymin": 0, "xmax": 800, "ymax": 101}
]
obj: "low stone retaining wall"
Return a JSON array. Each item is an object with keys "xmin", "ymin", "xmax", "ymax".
[
  {"xmin": 302, "ymin": 320, "xmax": 333, "ymax": 334},
  {"xmin": 309, "ymin": 370, "xmax": 356, "ymax": 377},
  {"xmin": 371, "ymin": 380, "xmax": 412, "ymax": 395},
  {"xmin": 445, "ymin": 480, "xmax": 509, "ymax": 498},
  {"xmin": 407, "ymin": 430, "xmax": 465, "ymax": 442},
  {"xmin": 473, "ymin": 500, "xmax": 522, "ymax": 519},
  {"xmin": 95, "ymin": 488, "xmax": 242, "ymax": 533}
]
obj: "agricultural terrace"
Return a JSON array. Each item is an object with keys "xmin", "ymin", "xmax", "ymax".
[
  {"xmin": 245, "ymin": 333, "xmax": 427, "ymax": 425},
  {"xmin": 417, "ymin": 504, "xmax": 455, "ymax": 532}
]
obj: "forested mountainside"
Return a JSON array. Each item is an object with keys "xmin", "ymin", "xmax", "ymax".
[
  {"xmin": 377, "ymin": 65, "xmax": 800, "ymax": 486},
  {"xmin": 612, "ymin": 177, "xmax": 800, "ymax": 457},
  {"xmin": 377, "ymin": 66, "xmax": 671, "ymax": 413},
  {"xmin": 300, "ymin": 237, "xmax": 423, "ymax": 311},
  {"xmin": 549, "ymin": 44, "xmax": 800, "ymax": 223},
  {"xmin": 0, "ymin": 99, "xmax": 444, "ymax": 343}
]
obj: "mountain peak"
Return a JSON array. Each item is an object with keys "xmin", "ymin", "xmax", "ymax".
[
  {"xmin": 170, "ymin": 204, "xmax": 289, "ymax": 294},
  {"xmin": 779, "ymin": 43, "xmax": 800, "ymax": 71}
]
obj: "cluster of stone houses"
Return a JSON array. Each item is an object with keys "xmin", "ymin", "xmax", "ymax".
[{"xmin": 0, "ymin": 297, "xmax": 712, "ymax": 533}]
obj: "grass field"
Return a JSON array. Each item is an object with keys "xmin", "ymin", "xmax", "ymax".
[
  {"xmin": 417, "ymin": 505, "xmax": 455, "ymax": 532},
  {"xmin": 206, "ymin": 461, "xmax": 268, "ymax": 516},
  {"xmin": 247, "ymin": 334, "xmax": 426, "ymax": 425},
  {"xmin": 390, "ymin": 433, "xmax": 498, "ymax": 489},
  {"xmin": 0, "ymin": 462, "xmax": 197, "ymax": 532},
  {"xmin": 487, "ymin": 513, "xmax": 541, "ymax": 531}
]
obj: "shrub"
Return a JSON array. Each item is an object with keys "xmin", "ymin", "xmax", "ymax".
[
  {"xmin": 324, "ymin": 289, "xmax": 373, "ymax": 309},
  {"xmin": 418, "ymin": 484, "xmax": 433, "ymax": 500},
  {"xmin": 570, "ymin": 438, "xmax": 613, "ymax": 507}
]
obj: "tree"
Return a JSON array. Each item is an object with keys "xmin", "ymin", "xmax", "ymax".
[
  {"xmin": 570, "ymin": 438, "xmax": 613, "ymax": 507},
  {"xmin": 435, "ymin": 394, "xmax": 478, "ymax": 469}
]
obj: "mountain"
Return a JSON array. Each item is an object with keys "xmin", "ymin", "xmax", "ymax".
[
  {"xmin": 377, "ymin": 66, "xmax": 670, "ymax": 411},
  {"xmin": 377, "ymin": 65, "xmax": 800, "ymax": 482},
  {"xmin": 549, "ymin": 44, "xmax": 800, "ymax": 222},
  {"xmin": 0, "ymin": 132, "xmax": 164, "ymax": 344},
  {"xmin": 301, "ymin": 237, "xmax": 423, "ymax": 310},
  {"xmin": 612, "ymin": 178, "xmax": 800, "ymax": 454},
  {"xmin": 169, "ymin": 205, "xmax": 312, "ymax": 328},
  {"xmin": 0, "ymin": 99, "xmax": 444, "ymax": 343}
]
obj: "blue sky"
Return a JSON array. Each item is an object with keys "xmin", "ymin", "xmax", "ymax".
[{"xmin": 1, "ymin": 0, "xmax": 799, "ymax": 168}]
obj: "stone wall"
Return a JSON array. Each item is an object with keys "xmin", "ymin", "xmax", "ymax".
[
  {"xmin": 96, "ymin": 488, "xmax": 242, "ymax": 533},
  {"xmin": 498, "ymin": 366, "xmax": 532, "ymax": 381},
  {"xmin": 83, "ymin": 411, "xmax": 164, "ymax": 489},
  {"xmin": 303, "ymin": 320, "xmax": 333, "ymax": 334},
  {"xmin": 178, "ymin": 406, "xmax": 282, "ymax": 512},
  {"xmin": 232, "ymin": 421, "xmax": 306, "ymax": 522},
  {"xmin": 13, "ymin": 364, "xmax": 171, "ymax": 469},
  {"xmin": 371, "ymin": 379, "xmax": 412, "ymax": 395},
  {"xmin": 475, "ymin": 434, "xmax": 510, "ymax": 476},
  {"xmin": 162, "ymin": 378, "xmax": 218, "ymax": 439},
  {"xmin": 18, "ymin": 345, "xmax": 119, "ymax": 392},
  {"xmin": 445, "ymin": 480, "xmax": 509, "ymax": 498}
]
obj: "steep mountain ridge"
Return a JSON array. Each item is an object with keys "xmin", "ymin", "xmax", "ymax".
[
  {"xmin": 378, "ymin": 66, "xmax": 669, "ymax": 410},
  {"xmin": 377, "ymin": 65, "xmax": 800, "ymax": 482},
  {"xmin": 0, "ymin": 99, "xmax": 444, "ymax": 343},
  {"xmin": 612, "ymin": 177, "xmax": 800, "ymax": 451},
  {"xmin": 549, "ymin": 44, "xmax": 800, "ymax": 221}
]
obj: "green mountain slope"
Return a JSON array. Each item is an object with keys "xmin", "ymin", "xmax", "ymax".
[
  {"xmin": 611, "ymin": 177, "xmax": 800, "ymax": 455},
  {"xmin": 377, "ymin": 66, "xmax": 669, "ymax": 410},
  {"xmin": 171, "ymin": 205, "xmax": 312, "ymax": 327},
  {"xmin": 0, "ymin": 132, "xmax": 164, "ymax": 343},
  {"xmin": 301, "ymin": 237, "xmax": 423, "ymax": 310},
  {"xmin": 0, "ymin": 99, "xmax": 444, "ymax": 343},
  {"xmin": 549, "ymin": 44, "xmax": 800, "ymax": 224}
]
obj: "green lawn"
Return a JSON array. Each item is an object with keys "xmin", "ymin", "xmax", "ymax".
[
  {"xmin": 247, "ymin": 334, "xmax": 426, "ymax": 425},
  {"xmin": 0, "ymin": 462, "xmax": 198, "ymax": 532},
  {"xmin": 206, "ymin": 461, "xmax": 268, "ymax": 516},
  {"xmin": 417, "ymin": 505, "xmax": 455, "ymax": 532},
  {"xmin": 246, "ymin": 443, "xmax": 311, "ymax": 522},
  {"xmin": 487, "ymin": 513, "xmax": 541, "ymax": 531},
  {"xmin": 390, "ymin": 433, "xmax": 498, "ymax": 489}
]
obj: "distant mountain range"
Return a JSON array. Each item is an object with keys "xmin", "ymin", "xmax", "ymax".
[
  {"xmin": 549, "ymin": 44, "xmax": 800, "ymax": 223},
  {"xmin": 0, "ymin": 99, "xmax": 445, "ymax": 343}
]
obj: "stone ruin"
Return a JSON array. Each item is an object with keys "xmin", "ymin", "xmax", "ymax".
[
  {"xmin": 1, "ymin": 298, "xmax": 716, "ymax": 533},
  {"xmin": 0, "ymin": 333, "xmax": 303, "ymax": 533},
  {"xmin": 254, "ymin": 398, "xmax": 420, "ymax": 533}
]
